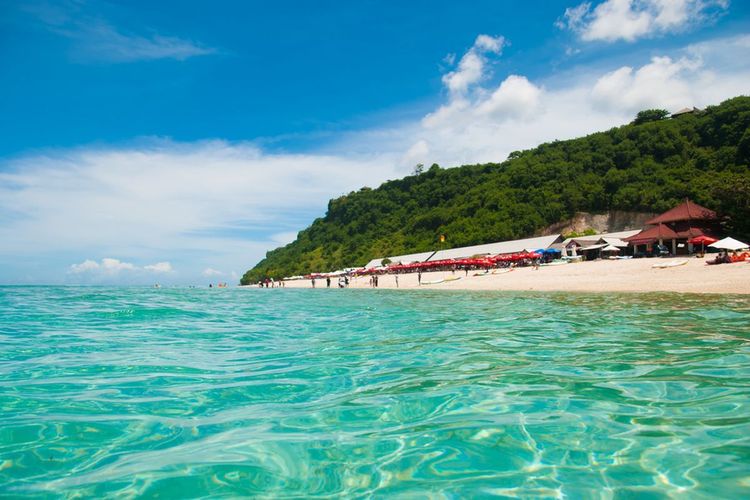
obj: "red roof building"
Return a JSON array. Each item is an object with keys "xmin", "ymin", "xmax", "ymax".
[
  {"xmin": 645, "ymin": 199, "xmax": 717, "ymax": 225},
  {"xmin": 625, "ymin": 199, "xmax": 720, "ymax": 255},
  {"xmin": 625, "ymin": 224, "xmax": 678, "ymax": 246}
]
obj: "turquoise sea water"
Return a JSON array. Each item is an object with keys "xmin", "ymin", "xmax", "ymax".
[{"xmin": 1, "ymin": 287, "xmax": 749, "ymax": 498}]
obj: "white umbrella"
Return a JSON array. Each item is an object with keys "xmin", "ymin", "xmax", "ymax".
[{"xmin": 708, "ymin": 237, "xmax": 749, "ymax": 251}]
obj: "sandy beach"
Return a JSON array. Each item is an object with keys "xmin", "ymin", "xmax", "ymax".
[{"xmin": 281, "ymin": 257, "xmax": 750, "ymax": 294}]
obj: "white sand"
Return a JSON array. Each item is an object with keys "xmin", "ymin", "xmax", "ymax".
[{"xmin": 281, "ymin": 258, "xmax": 750, "ymax": 294}]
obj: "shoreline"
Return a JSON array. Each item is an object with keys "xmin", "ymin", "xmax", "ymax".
[{"xmin": 279, "ymin": 258, "xmax": 750, "ymax": 295}]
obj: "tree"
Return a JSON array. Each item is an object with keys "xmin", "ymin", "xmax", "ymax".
[
  {"xmin": 412, "ymin": 163, "xmax": 424, "ymax": 176},
  {"xmin": 632, "ymin": 109, "xmax": 670, "ymax": 125}
]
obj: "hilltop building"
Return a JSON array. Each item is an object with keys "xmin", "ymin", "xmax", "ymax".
[{"xmin": 671, "ymin": 107, "xmax": 699, "ymax": 118}]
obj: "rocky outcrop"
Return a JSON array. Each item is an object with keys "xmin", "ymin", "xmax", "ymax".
[{"xmin": 540, "ymin": 211, "xmax": 657, "ymax": 236}]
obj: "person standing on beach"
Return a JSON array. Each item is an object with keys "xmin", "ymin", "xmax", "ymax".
[
  {"xmin": 417, "ymin": 271, "xmax": 421, "ymax": 285},
  {"xmin": 326, "ymin": 276, "xmax": 331, "ymax": 288},
  {"xmin": 395, "ymin": 275, "xmax": 399, "ymax": 288},
  {"xmin": 311, "ymin": 278, "xmax": 316, "ymax": 288}
]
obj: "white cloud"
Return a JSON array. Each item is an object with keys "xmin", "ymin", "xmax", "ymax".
[
  {"xmin": 102, "ymin": 258, "xmax": 137, "ymax": 272},
  {"xmin": 591, "ymin": 55, "xmax": 702, "ymax": 112},
  {"xmin": 474, "ymin": 34, "xmax": 506, "ymax": 53},
  {"xmin": 420, "ymin": 35, "xmax": 547, "ymax": 163},
  {"xmin": 442, "ymin": 34, "xmax": 506, "ymax": 95},
  {"xmin": 422, "ymin": 98, "xmax": 471, "ymax": 129},
  {"xmin": 72, "ymin": 21, "xmax": 215, "ymax": 62},
  {"xmin": 0, "ymin": 140, "xmax": 402, "ymax": 283},
  {"xmin": 579, "ymin": 0, "xmax": 652, "ymax": 41},
  {"xmin": 557, "ymin": 2, "xmax": 591, "ymax": 31},
  {"xmin": 67, "ymin": 257, "xmax": 173, "ymax": 283},
  {"xmin": 443, "ymin": 52, "xmax": 484, "ymax": 95},
  {"xmin": 26, "ymin": 4, "xmax": 215, "ymax": 63},
  {"xmin": 402, "ymin": 139, "xmax": 431, "ymax": 167},
  {"xmin": 69, "ymin": 258, "xmax": 172, "ymax": 276},
  {"xmin": 477, "ymin": 75, "xmax": 543, "ymax": 119},
  {"xmin": 559, "ymin": 0, "xmax": 729, "ymax": 42},
  {"xmin": 202, "ymin": 268, "xmax": 224, "ymax": 277},
  {"xmin": 70, "ymin": 258, "xmax": 136, "ymax": 274},
  {"xmin": 69, "ymin": 259, "xmax": 101, "ymax": 274},
  {"xmin": 418, "ymin": 71, "xmax": 546, "ymax": 165},
  {"xmin": 144, "ymin": 261, "xmax": 173, "ymax": 273}
]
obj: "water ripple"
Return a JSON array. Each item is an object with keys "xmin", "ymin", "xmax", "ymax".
[{"xmin": 1, "ymin": 287, "xmax": 749, "ymax": 497}]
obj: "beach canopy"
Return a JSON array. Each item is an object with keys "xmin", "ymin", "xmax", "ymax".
[
  {"xmin": 534, "ymin": 248, "xmax": 561, "ymax": 254},
  {"xmin": 688, "ymin": 235, "xmax": 718, "ymax": 245},
  {"xmin": 708, "ymin": 237, "xmax": 749, "ymax": 251},
  {"xmin": 491, "ymin": 251, "xmax": 540, "ymax": 262},
  {"xmin": 579, "ymin": 243, "xmax": 607, "ymax": 251},
  {"xmin": 601, "ymin": 245, "xmax": 621, "ymax": 252}
]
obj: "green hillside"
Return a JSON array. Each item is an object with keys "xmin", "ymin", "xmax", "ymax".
[{"xmin": 241, "ymin": 96, "xmax": 750, "ymax": 284}]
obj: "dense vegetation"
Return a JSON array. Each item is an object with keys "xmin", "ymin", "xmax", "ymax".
[{"xmin": 242, "ymin": 96, "xmax": 750, "ymax": 284}]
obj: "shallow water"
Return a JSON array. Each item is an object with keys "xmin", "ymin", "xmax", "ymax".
[{"xmin": 1, "ymin": 287, "xmax": 749, "ymax": 498}]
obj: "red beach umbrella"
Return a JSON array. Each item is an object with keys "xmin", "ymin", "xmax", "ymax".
[
  {"xmin": 688, "ymin": 235, "xmax": 718, "ymax": 245},
  {"xmin": 689, "ymin": 235, "xmax": 719, "ymax": 254}
]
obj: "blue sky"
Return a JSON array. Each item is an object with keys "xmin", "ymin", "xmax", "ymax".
[
  {"xmin": 1, "ymin": 0, "xmax": 749, "ymax": 284},
  {"xmin": 1, "ymin": 1, "xmax": 562, "ymax": 155}
]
